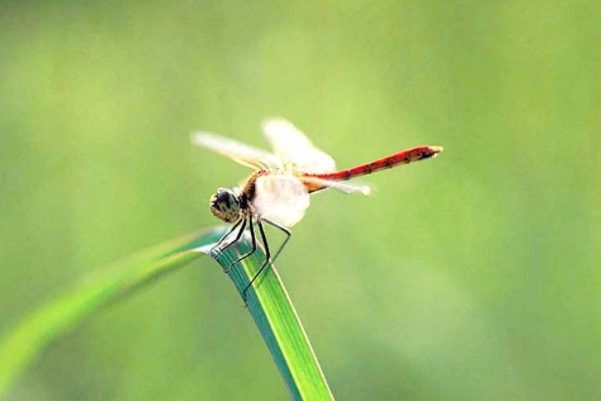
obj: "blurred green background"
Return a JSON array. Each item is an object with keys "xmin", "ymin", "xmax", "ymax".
[{"xmin": 1, "ymin": 0, "xmax": 600, "ymax": 400}]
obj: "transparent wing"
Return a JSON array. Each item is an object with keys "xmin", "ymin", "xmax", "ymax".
[
  {"xmin": 191, "ymin": 132, "xmax": 281, "ymax": 170},
  {"xmin": 261, "ymin": 118, "xmax": 336, "ymax": 173},
  {"xmin": 252, "ymin": 174, "xmax": 310, "ymax": 227},
  {"xmin": 301, "ymin": 176, "xmax": 372, "ymax": 195}
]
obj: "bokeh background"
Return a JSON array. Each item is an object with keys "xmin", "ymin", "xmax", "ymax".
[{"xmin": 1, "ymin": 1, "xmax": 600, "ymax": 400}]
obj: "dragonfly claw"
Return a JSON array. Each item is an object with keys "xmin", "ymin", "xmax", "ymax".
[
  {"xmin": 210, "ymin": 246, "xmax": 222, "ymax": 258},
  {"xmin": 226, "ymin": 258, "xmax": 241, "ymax": 272}
]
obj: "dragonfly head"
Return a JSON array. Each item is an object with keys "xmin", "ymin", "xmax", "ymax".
[{"xmin": 210, "ymin": 188, "xmax": 241, "ymax": 223}]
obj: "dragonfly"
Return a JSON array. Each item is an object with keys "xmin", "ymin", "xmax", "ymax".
[{"xmin": 192, "ymin": 118, "xmax": 443, "ymax": 299}]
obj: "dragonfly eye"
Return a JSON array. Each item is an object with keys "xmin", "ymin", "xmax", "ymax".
[{"xmin": 210, "ymin": 188, "xmax": 241, "ymax": 223}]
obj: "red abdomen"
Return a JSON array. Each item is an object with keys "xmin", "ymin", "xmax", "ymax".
[{"xmin": 304, "ymin": 145, "xmax": 442, "ymax": 181}]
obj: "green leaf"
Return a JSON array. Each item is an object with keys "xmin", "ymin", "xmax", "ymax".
[
  {"xmin": 0, "ymin": 227, "xmax": 335, "ymax": 401},
  {"xmin": 0, "ymin": 228, "xmax": 225, "ymax": 400},
  {"xmin": 215, "ymin": 232, "xmax": 335, "ymax": 401}
]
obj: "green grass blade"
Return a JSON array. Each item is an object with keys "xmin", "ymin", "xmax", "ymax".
[
  {"xmin": 0, "ymin": 226, "xmax": 335, "ymax": 401},
  {"xmin": 210, "ymin": 232, "xmax": 335, "ymax": 401},
  {"xmin": 0, "ymin": 228, "xmax": 227, "ymax": 400}
]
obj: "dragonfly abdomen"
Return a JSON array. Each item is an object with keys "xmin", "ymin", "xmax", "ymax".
[{"xmin": 306, "ymin": 145, "xmax": 443, "ymax": 181}]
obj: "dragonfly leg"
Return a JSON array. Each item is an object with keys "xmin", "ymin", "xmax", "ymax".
[
  {"xmin": 261, "ymin": 218, "xmax": 291, "ymax": 264},
  {"xmin": 212, "ymin": 218, "xmax": 245, "ymax": 259},
  {"xmin": 242, "ymin": 219, "xmax": 271, "ymax": 301},
  {"xmin": 225, "ymin": 215, "xmax": 257, "ymax": 273}
]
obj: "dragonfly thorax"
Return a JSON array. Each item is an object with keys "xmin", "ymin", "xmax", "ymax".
[{"xmin": 210, "ymin": 188, "xmax": 242, "ymax": 223}]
